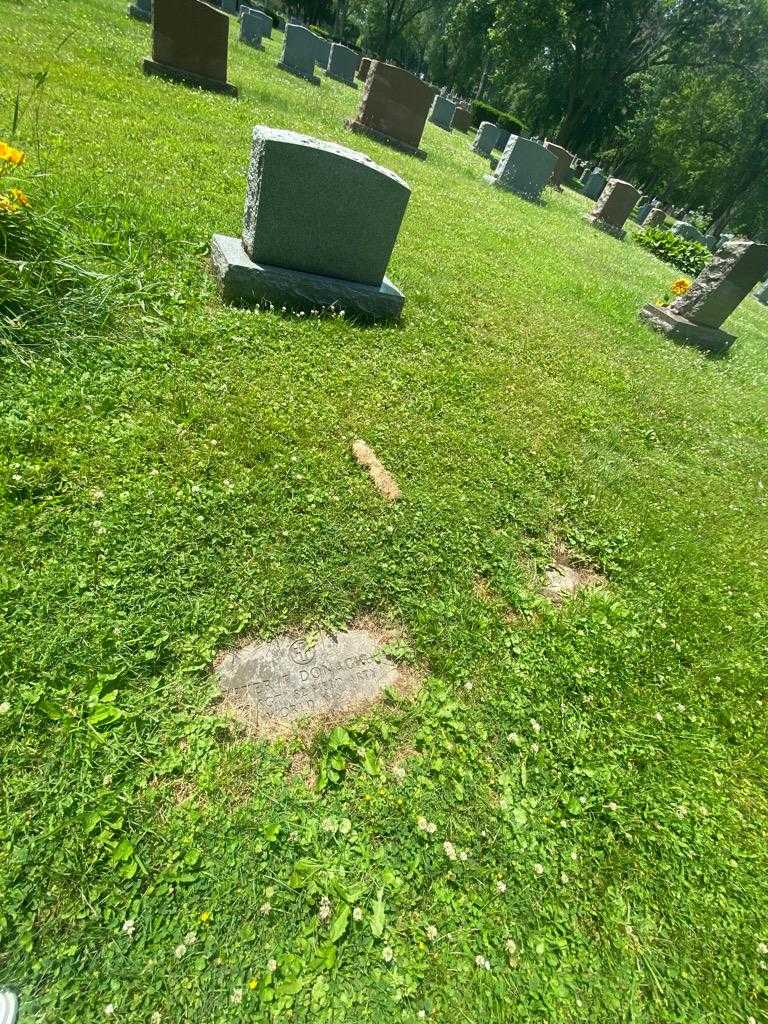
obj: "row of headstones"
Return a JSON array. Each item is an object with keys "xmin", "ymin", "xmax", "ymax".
[{"xmin": 132, "ymin": 2, "xmax": 768, "ymax": 351}]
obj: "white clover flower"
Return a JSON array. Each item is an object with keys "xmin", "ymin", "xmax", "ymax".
[
  {"xmin": 352, "ymin": 906, "xmax": 363, "ymax": 921},
  {"xmin": 464, "ymin": 681, "xmax": 473, "ymax": 691},
  {"xmin": 92, "ymin": 489, "xmax": 105, "ymax": 500},
  {"xmin": 560, "ymin": 871, "xmax": 569, "ymax": 884},
  {"xmin": 426, "ymin": 925, "xmax": 438, "ymax": 941},
  {"xmin": 531, "ymin": 742, "xmax": 540, "ymax": 754},
  {"xmin": 184, "ymin": 931, "xmax": 197, "ymax": 945},
  {"xmin": 505, "ymin": 939, "xmax": 517, "ymax": 956},
  {"xmin": 426, "ymin": 821, "xmax": 437, "ymax": 834},
  {"xmin": 418, "ymin": 1012, "xmax": 426, "ymax": 1020},
  {"xmin": 758, "ymin": 942, "xmax": 768, "ymax": 955},
  {"xmin": 533, "ymin": 863, "xmax": 544, "ymax": 876},
  {"xmin": 319, "ymin": 895, "xmax": 331, "ymax": 922},
  {"xmin": 121, "ymin": 919, "xmax": 135, "ymax": 937},
  {"xmin": 150, "ymin": 1013, "xmax": 161, "ymax": 1024},
  {"xmin": 174, "ymin": 944, "xmax": 186, "ymax": 959},
  {"xmin": 530, "ymin": 719, "xmax": 541, "ymax": 734},
  {"xmin": 507, "ymin": 732, "xmax": 520, "ymax": 745},
  {"xmin": 417, "ymin": 816, "xmax": 429, "ymax": 831},
  {"xmin": 0, "ymin": 702, "xmax": 9, "ymax": 714},
  {"xmin": 104, "ymin": 1006, "xmax": 115, "ymax": 1017},
  {"xmin": 391, "ymin": 765, "xmax": 406, "ymax": 782},
  {"xmin": 443, "ymin": 841, "xmax": 457, "ymax": 861},
  {"xmin": 474, "ymin": 954, "xmax": 491, "ymax": 970},
  {"xmin": 654, "ymin": 712, "xmax": 663, "ymax": 722},
  {"xmin": 675, "ymin": 804, "xmax": 688, "ymax": 819},
  {"xmin": 382, "ymin": 945, "xmax": 394, "ymax": 963},
  {"xmin": 321, "ymin": 817, "xmax": 336, "ymax": 832},
  {"xmin": 570, "ymin": 850, "xmax": 578, "ymax": 861},
  {"xmin": 496, "ymin": 880, "xmax": 507, "ymax": 893},
  {"xmin": 259, "ymin": 902, "xmax": 272, "ymax": 915},
  {"xmin": 267, "ymin": 959, "xmax": 278, "ymax": 973},
  {"xmin": 459, "ymin": 850, "xmax": 468, "ymax": 862},
  {"xmin": 230, "ymin": 989, "xmax": 243, "ymax": 1005}
]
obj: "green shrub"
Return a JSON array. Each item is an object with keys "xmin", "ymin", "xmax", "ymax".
[
  {"xmin": 308, "ymin": 23, "xmax": 330, "ymax": 38},
  {"xmin": 470, "ymin": 99, "xmax": 525, "ymax": 136},
  {"xmin": 635, "ymin": 227, "xmax": 711, "ymax": 276}
]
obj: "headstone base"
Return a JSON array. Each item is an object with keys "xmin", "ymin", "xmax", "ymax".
[
  {"xmin": 345, "ymin": 118, "xmax": 426, "ymax": 160},
  {"xmin": 143, "ymin": 57, "xmax": 238, "ymax": 96},
  {"xmin": 127, "ymin": 3, "xmax": 151, "ymax": 21},
  {"xmin": 583, "ymin": 212, "xmax": 626, "ymax": 241},
  {"xmin": 211, "ymin": 234, "xmax": 405, "ymax": 321},
  {"xmin": 325, "ymin": 70, "xmax": 358, "ymax": 88},
  {"xmin": 240, "ymin": 36, "xmax": 264, "ymax": 50},
  {"xmin": 276, "ymin": 59, "xmax": 320, "ymax": 84},
  {"xmin": 639, "ymin": 303, "xmax": 734, "ymax": 354},
  {"xmin": 489, "ymin": 156, "xmax": 498, "ymax": 172},
  {"xmin": 483, "ymin": 173, "xmax": 544, "ymax": 204}
]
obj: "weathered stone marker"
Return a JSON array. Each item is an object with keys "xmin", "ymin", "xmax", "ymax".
[
  {"xmin": 216, "ymin": 628, "xmax": 402, "ymax": 730},
  {"xmin": 312, "ymin": 32, "xmax": 331, "ymax": 70},
  {"xmin": 143, "ymin": 0, "xmax": 237, "ymax": 96},
  {"xmin": 582, "ymin": 169, "xmax": 607, "ymax": 201},
  {"xmin": 326, "ymin": 43, "xmax": 360, "ymax": 86},
  {"xmin": 277, "ymin": 23, "xmax": 320, "ymax": 83},
  {"xmin": 429, "ymin": 94, "xmax": 456, "ymax": 131},
  {"xmin": 639, "ymin": 239, "xmax": 768, "ymax": 352},
  {"xmin": 671, "ymin": 221, "xmax": 706, "ymax": 245},
  {"xmin": 472, "ymin": 121, "xmax": 499, "ymax": 157},
  {"xmin": 239, "ymin": 7, "xmax": 264, "ymax": 48},
  {"xmin": 211, "ymin": 126, "xmax": 410, "ymax": 320},
  {"xmin": 543, "ymin": 141, "xmax": 573, "ymax": 190},
  {"xmin": 357, "ymin": 56, "xmax": 371, "ymax": 82},
  {"xmin": 452, "ymin": 105, "xmax": 471, "ymax": 133},
  {"xmin": 755, "ymin": 279, "xmax": 768, "ymax": 305},
  {"xmin": 128, "ymin": 0, "xmax": 152, "ymax": 23},
  {"xmin": 495, "ymin": 127, "xmax": 511, "ymax": 151},
  {"xmin": 244, "ymin": 6, "xmax": 272, "ymax": 37},
  {"xmin": 642, "ymin": 207, "xmax": 666, "ymax": 229},
  {"xmin": 485, "ymin": 135, "xmax": 557, "ymax": 201},
  {"xmin": 346, "ymin": 61, "xmax": 434, "ymax": 159},
  {"xmin": 583, "ymin": 178, "xmax": 640, "ymax": 239}
]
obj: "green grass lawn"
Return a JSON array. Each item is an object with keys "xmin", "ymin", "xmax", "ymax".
[{"xmin": 2, "ymin": 2, "xmax": 768, "ymax": 1021}]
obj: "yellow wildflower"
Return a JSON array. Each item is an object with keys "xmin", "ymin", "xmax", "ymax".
[
  {"xmin": 247, "ymin": 978, "xmax": 258, "ymax": 990},
  {"xmin": 0, "ymin": 141, "xmax": 25, "ymax": 166},
  {"xmin": 199, "ymin": 910, "xmax": 211, "ymax": 923},
  {"xmin": 9, "ymin": 188, "xmax": 29, "ymax": 207},
  {"xmin": 671, "ymin": 277, "xmax": 691, "ymax": 296},
  {"xmin": 0, "ymin": 194, "xmax": 19, "ymax": 213}
]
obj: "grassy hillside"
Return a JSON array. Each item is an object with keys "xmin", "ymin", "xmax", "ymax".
[{"xmin": 1, "ymin": 2, "xmax": 767, "ymax": 1022}]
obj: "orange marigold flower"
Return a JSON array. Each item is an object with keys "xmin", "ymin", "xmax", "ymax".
[
  {"xmin": 0, "ymin": 194, "xmax": 19, "ymax": 213},
  {"xmin": 9, "ymin": 188, "xmax": 29, "ymax": 207},
  {"xmin": 0, "ymin": 141, "xmax": 25, "ymax": 166},
  {"xmin": 671, "ymin": 277, "xmax": 691, "ymax": 296}
]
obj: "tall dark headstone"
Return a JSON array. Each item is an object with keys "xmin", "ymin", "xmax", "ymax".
[
  {"xmin": 543, "ymin": 141, "xmax": 574, "ymax": 190},
  {"xmin": 584, "ymin": 178, "xmax": 640, "ymax": 239},
  {"xmin": 143, "ymin": 0, "xmax": 237, "ymax": 96}
]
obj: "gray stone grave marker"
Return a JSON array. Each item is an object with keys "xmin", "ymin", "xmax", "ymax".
[
  {"xmin": 643, "ymin": 207, "xmax": 666, "ymax": 229},
  {"xmin": 216, "ymin": 628, "xmax": 402, "ymax": 729},
  {"xmin": 543, "ymin": 140, "xmax": 574, "ymax": 190},
  {"xmin": 211, "ymin": 125, "xmax": 410, "ymax": 320},
  {"xmin": 429, "ymin": 94, "xmax": 456, "ymax": 131},
  {"xmin": 485, "ymin": 135, "xmax": 556, "ymax": 201},
  {"xmin": 277, "ymin": 23, "xmax": 320, "ymax": 83},
  {"xmin": 639, "ymin": 239, "xmax": 768, "ymax": 352},
  {"xmin": 670, "ymin": 221, "xmax": 706, "ymax": 245},
  {"xmin": 472, "ymin": 121, "xmax": 499, "ymax": 157},
  {"xmin": 312, "ymin": 32, "xmax": 331, "ymax": 70},
  {"xmin": 239, "ymin": 7, "xmax": 264, "ymax": 48},
  {"xmin": 326, "ymin": 43, "xmax": 360, "ymax": 86},
  {"xmin": 582, "ymin": 169, "xmax": 607, "ymax": 201},
  {"xmin": 495, "ymin": 127, "xmax": 511, "ymax": 151},
  {"xmin": 244, "ymin": 6, "xmax": 272, "ymax": 37}
]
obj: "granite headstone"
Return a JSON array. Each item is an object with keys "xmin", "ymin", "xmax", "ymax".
[
  {"xmin": 640, "ymin": 239, "xmax": 768, "ymax": 352},
  {"xmin": 346, "ymin": 60, "xmax": 434, "ymax": 159},
  {"xmin": 582, "ymin": 169, "xmax": 607, "ymax": 201},
  {"xmin": 485, "ymin": 135, "xmax": 557, "ymax": 201},
  {"xmin": 472, "ymin": 121, "xmax": 499, "ymax": 157},
  {"xmin": 326, "ymin": 43, "xmax": 360, "ymax": 86},
  {"xmin": 143, "ymin": 0, "xmax": 237, "ymax": 96},
  {"xmin": 211, "ymin": 125, "xmax": 410, "ymax": 320},
  {"xmin": 277, "ymin": 23, "xmax": 320, "ymax": 83},
  {"xmin": 584, "ymin": 178, "xmax": 640, "ymax": 239},
  {"xmin": 543, "ymin": 140, "xmax": 574, "ymax": 190},
  {"xmin": 429, "ymin": 94, "xmax": 456, "ymax": 131},
  {"xmin": 239, "ymin": 7, "xmax": 264, "ymax": 47}
]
